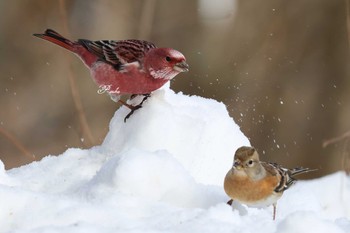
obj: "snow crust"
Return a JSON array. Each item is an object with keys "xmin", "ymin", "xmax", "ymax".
[{"xmin": 1, "ymin": 86, "xmax": 349, "ymax": 233}]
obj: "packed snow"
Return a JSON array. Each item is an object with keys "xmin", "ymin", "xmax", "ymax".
[{"xmin": 1, "ymin": 86, "xmax": 349, "ymax": 233}]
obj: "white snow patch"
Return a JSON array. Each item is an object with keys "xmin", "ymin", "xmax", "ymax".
[
  {"xmin": 102, "ymin": 87, "xmax": 248, "ymax": 185},
  {"xmin": 0, "ymin": 86, "xmax": 349, "ymax": 233}
]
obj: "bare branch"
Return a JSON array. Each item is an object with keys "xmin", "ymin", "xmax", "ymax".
[
  {"xmin": 346, "ymin": 0, "xmax": 350, "ymax": 49},
  {"xmin": 138, "ymin": 0, "xmax": 157, "ymax": 40},
  {"xmin": 322, "ymin": 130, "xmax": 350, "ymax": 148},
  {"xmin": 58, "ymin": 0, "xmax": 95, "ymax": 146},
  {"xmin": 0, "ymin": 127, "xmax": 35, "ymax": 160}
]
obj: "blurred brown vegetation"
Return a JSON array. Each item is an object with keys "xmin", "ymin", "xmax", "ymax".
[{"xmin": 1, "ymin": 0, "xmax": 349, "ymax": 178}]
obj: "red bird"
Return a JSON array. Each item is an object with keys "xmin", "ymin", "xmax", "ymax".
[{"xmin": 33, "ymin": 29, "xmax": 189, "ymax": 120}]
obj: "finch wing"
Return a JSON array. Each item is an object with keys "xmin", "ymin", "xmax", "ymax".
[
  {"xmin": 261, "ymin": 162, "xmax": 279, "ymax": 176},
  {"xmin": 78, "ymin": 39, "xmax": 156, "ymax": 70},
  {"xmin": 261, "ymin": 162, "xmax": 294, "ymax": 193},
  {"xmin": 262, "ymin": 162, "xmax": 315, "ymax": 193}
]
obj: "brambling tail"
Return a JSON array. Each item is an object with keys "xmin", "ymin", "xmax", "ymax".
[{"xmin": 262, "ymin": 163, "xmax": 316, "ymax": 193}]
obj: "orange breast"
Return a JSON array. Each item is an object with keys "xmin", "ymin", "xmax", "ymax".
[{"xmin": 224, "ymin": 172, "xmax": 281, "ymax": 205}]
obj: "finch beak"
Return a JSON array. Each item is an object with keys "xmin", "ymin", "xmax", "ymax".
[
  {"xmin": 174, "ymin": 61, "xmax": 189, "ymax": 72},
  {"xmin": 233, "ymin": 161, "xmax": 242, "ymax": 170}
]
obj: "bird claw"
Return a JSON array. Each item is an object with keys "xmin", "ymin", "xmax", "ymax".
[
  {"xmin": 130, "ymin": 93, "xmax": 150, "ymax": 101},
  {"xmin": 124, "ymin": 104, "xmax": 143, "ymax": 122},
  {"xmin": 226, "ymin": 199, "xmax": 233, "ymax": 206},
  {"xmin": 122, "ymin": 94, "xmax": 151, "ymax": 122}
]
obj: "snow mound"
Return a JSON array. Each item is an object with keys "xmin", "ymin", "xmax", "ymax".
[
  {"xmin": 102, "ymin": 87, "xmax": 249, "ymax": 185},
  {"xmin": 86, "ymin": 148, "xmax": 223, "ymax": 208},
  {"xmin": 1, "ymin": 86, "xmax": 349, "ymax": 233}
]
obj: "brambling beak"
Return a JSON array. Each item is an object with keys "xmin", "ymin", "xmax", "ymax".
[
  {"xmin": 174, "ymin": 60, "xmax": 189, "ymax": 72},
  {"xmin": 233, "ymin": 161, "xmax": 242, "ymax": 170}
]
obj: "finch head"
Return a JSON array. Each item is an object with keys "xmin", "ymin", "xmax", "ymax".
[{"xmin": 145, "ymin": 48, "xmax": 189, "ymax": 80}]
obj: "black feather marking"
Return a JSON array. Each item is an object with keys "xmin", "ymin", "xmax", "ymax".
[
  {"xmin": 77, "ymin": 38, "xmax": 156, "ymax": 71},
  {"xmin": 273, "ymin": 166, "xmax": 315, "ymax": 193},
  {"xmin": 274, "ymin": 165, "xmax": 288, "ymax": 193},
  {"xmin": 42, "ymin": 29, "xmax": 73, "ymax": 46}
]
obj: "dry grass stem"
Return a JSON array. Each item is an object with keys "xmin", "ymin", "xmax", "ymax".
[
  {"xmin": 138, "ymin": 0, "xmax": 156, "ymax": 40},
  {"xmin": 58, "ymin": 0, "xmax": 95, "ymax": 146},
  {"xmin": 323, "ymin": 130, "xmax": 350, "ymax": 148},
  {"xmin": 346, "ymin": 0, "xmax": 350, "ymax": 49},
  {"xmin": 0, "ymin": 127, "xmax": 34, "ymax": 160}
]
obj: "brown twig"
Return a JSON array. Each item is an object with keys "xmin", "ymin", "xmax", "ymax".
[
  {"xmin": 346, "ymin": 0, "xmax": 350, "ymax": 49},
  {"xmin": 342, "ymin": 138, "xmax": 350, "ymax": 175},
  {"xmin": 323, "ymin": 130, "xmax": 350, "ymax": 175},
  {"xmin": 322, "ymin": 130, "xmax": 350, "ymax": 148},
  {"xmin": 323, "ymin": 0, "xmax": 350, "ymax": 176},
  {"xmin": 58, "ymin": 0, "xmax": 95, "ymax": 146},
  {"xmin": 138, "ymin": 0, "xmax": 157, "ymax": 40},
  {"xmin": 0, "ymin": 127, "xmax": 35, "ymax": 159},
  {"xmin": 343, "ymin": 0, "xmax": 350, "ymax": 175}
]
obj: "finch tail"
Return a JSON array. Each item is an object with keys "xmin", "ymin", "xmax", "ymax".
[
  {"xmin": 289, "ymin": 167, "xmax": 317, "ymax": 177},
  {"xmin": 33, "ymin": 29, "xmax": 75, "ymax": 52},
  {"xmin": 274, "ymin": 166, "xmax": 317, "ymax": 193}
]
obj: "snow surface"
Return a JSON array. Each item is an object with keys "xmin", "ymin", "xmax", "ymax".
[{"xmin": 1, "ymin": 86, "xmax": 350, "ymax": 233}]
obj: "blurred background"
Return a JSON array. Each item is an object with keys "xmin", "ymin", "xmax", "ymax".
[{"xmin": 1, "ymin": 0, "xmax": 349, "ymax": 178}]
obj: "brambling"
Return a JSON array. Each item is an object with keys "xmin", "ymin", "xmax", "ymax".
[{"xmin": 224, "ymin": 146, "xmax": 314, "ymax": 220}]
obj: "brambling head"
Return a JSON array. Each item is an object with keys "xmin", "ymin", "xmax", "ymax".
[{"xmin": 232, "ymin": 146, "xmax": 260, "ymax": 171}]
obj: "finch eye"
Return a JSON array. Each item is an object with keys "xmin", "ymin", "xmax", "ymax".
[
  {"xmin": 247, "ymin": 160, "xmax": 254, "ymax": 167},
  {"xmin": 165, "ymin": 56, "xmax": 172, "ymax": 62}
]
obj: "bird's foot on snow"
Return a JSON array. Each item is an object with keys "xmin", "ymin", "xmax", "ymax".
[
  {"xmin": 119, "ymin": 94, "xmax": 150, "ymax": 122},
  {"xmin": 139, "ymin": 94, "xmax": 150, "ymax": 104},
  {"xmin": 124, "ymin": 104, "xmax": 143, "ymax": 122},
  {"xmin": 130, "ymin": 93, "xmax": 151, "ymax": 101}
]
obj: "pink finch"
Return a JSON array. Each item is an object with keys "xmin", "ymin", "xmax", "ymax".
[{"xmin": 33, "ymin": 29, "xmax": 189, "ymax": 120}]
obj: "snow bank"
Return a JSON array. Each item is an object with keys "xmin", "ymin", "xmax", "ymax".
[
  {"xmin": 101, "ymin": 86, "xmax": 248, "ymax": 185},
  {"xmin": 0, "ymin": 87, "xmax": 349, "ymax": 233}
]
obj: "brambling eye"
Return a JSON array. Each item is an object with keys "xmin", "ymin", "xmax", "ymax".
[
  {"xmin": 247, "ymin": 160, "xmax": 254, "ymax": 166},
  {"xmin": 165, "ymin": 56, "xmax": 171, "ymax": 62}
]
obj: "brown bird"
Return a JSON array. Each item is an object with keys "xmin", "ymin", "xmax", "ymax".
[{"xmin": 224, "ymin": 146, "xmax": 314, "ymax": 220}]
